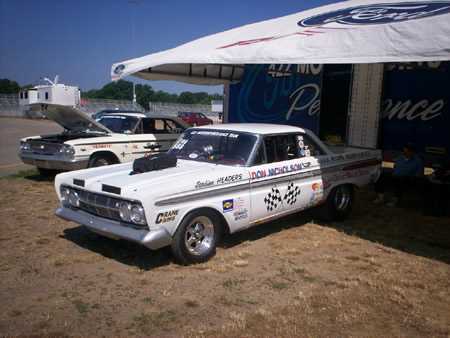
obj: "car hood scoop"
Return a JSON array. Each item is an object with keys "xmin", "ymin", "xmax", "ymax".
[{"xmin": 131, "ymin": 153, "xmax": 178, "ymax": 175}]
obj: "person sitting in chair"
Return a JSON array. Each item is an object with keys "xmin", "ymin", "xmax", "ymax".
[{"xmin": 374, "ymin": 143, "xmax": 424, "ymax": 207}]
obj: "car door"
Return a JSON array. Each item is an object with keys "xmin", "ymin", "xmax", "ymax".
[
  {"xmin": 125, "ymin": 118, "xmax": 183, "ymax": 160},
  {"xmin": 150, "ymin": 118, "xmax": 184, "ymax": 152},
  {"xmin": 249, "ymin": 133, "xmax": 325, "ymax": 223}
]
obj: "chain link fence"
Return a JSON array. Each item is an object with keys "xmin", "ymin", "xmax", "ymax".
[{"xmin": 0, "ymin": 95, "xmax": 222, "ymax": 122}]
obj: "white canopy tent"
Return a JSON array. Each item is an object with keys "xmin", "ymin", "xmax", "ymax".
[{"xmin": 111, "ymin": 0, "xmax": 450, "ymax": 85}]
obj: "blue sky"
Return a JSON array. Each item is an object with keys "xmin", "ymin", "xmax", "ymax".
[{"xmin": 0, "ymin": 0, "xmax": 340, "ymax": 94}]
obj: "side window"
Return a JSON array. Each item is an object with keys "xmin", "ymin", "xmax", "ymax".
[
  {"xmin": 164, "ymin": 119, "xmax": 178, "ymax": 132},
  {"xmin": 264, "ymin": 134, "xmax": 298, "ymax": 163},
  {"xmin": 252, "ymin": 142, "xmax": 266, "ymax": 165},
  {"xmin": 296, "ymin": 134, "xmax": 324, "ymax": 157},
  {"xmin": 45, "ymin": 92, "xmax": 49, "ymax": 100},
  {"xmin": 142, "ymin": 118, "xmax": 155, "ymax": 134},
  {"xmin": 134, "ymin": 120, "xmax": 143, "ymax": 134},
  {"xmin": 153, "ymin": 119, "xmax": 165, "ymax": 134}
]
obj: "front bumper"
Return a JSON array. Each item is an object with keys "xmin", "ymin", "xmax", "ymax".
[
  {"xmin": 55, "ymin": 206, "xmax": 172, "ymax": 250},
  {"xmin": 20, "ymin": 153, "xmax": 89, "ymax": 171}
]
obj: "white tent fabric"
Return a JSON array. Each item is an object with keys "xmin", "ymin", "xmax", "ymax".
[{"xmin": 111, "ymin": 0, "xmax": 450, "ymax": 85}]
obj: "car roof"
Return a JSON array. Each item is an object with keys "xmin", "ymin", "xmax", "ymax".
[
  {"xmin": 99, "ymin": 111, "xmax": 146, "ymax": 118},
  {"xmin": 99, "ymin": 112, "xmax": 184, "ymax": 119},
  {"xmin": 193, "ymin": 123, "xmax": 308, "ymax": 135}
]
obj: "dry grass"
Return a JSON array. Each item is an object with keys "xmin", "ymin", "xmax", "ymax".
[{"xmin": 0, "ymin": 175, "xmax": 449, "ymax": 337}]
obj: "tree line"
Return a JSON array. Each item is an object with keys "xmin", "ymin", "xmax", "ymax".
[{"xmin": 0, "ymin": 78, "xmax": 223, "ymax": 107}]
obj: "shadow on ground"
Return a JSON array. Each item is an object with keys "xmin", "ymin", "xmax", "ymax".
[
  {"xmin": 62, "ymin": 226, "xmax": 172, "ymax": 270},
  {"xmin": 61, "ymin": 213, "xmax": 313, "ymax": 269},
  {"xmin": 61, "ymin": 188, "xmax": 450, "ymax": 268},
  {"xmin": 221, "ymin": 212, "xmax": 312, "ymax": 249},
  {"xmin": 8, "ymin": 169, "xmax": 56, "ymax": 182},
  {"xmin": 319, "ymin": 189, "xmax": 450, "ymax": 265}
]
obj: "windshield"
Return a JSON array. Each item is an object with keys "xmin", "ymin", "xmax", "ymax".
[
  {"xmin": 98, "ymin": 115, "xmax": 139, "ymax": 134},
  {"xmin": 168, "ymin": 129, "xmax": 257, "ymax": 166}
]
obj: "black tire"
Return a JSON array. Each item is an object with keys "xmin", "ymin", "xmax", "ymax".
[
  {"xmin": 171, "ymin": 209, "xmax": 222, "ymax": 265},
  {"xmin": 37, "ymin": 167, "xmax": 57, "ymax": 177},
  {"xmin": 88, "ymin": 153, "xmax": 116, "ymax": 168},
  {"xmin": 318, "ymin": 185, "xmax": 354, "ymax": 221}
]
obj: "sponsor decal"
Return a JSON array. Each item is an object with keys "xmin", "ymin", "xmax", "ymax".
[
  {"xmin": 251, "ymin": 162, "xmax": 312, "ymax": 180},
  {"xmin": 233, "ymin": 209, "xmax": 248, "ymax": 221},
  {"xmin": 195, "ymin": 174, "xmax": 244, "ymax": 190},
  {"xmin": 191, "ymin": 130, "xmax": 239, "ymax": 138},
  {"xmin": 309, "ymin": 182, "xmax": 324, "ymax": 205},
  {"xmin": 189, "ymin": 153, "xmax": 199, "ymax": 159},
  {"xmin": 93, "ymin": 144, "xmax": 112, "ymax": 149},
  {"xmin": 322, "ymin": 168, "xmax": 371, "ymax": 189},
  {"xmin": 195, "ymin": 180, "xmax": 214, "ymax": 189},
  {"xmin": 172, "ymin": 138, "xmax": 188, "ymax": 150},
  {"xmin": 222, "ymin": 199, "xmax": 234, "ymax": 213},
  {"xmin": 298, "ymin": 2, "xmax": 450, "ymax": 27},
  {"xmin": 155, "ymin": 210, "xmax": 178, "ymax": 224},
  {"xmin": 113, "ymin": 64, "xmax": 126, "ymax": 75},
  {"xmin": 216, "ymin": 174, "xmax": 243, "ymax": 185}
]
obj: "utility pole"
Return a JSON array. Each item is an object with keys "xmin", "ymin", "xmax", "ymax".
[{"xmin": 129, "ymin": 0, "xmax": 141, "ymax": 108}]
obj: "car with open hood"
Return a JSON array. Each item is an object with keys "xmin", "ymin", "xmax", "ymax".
[
  {"xmin": 54, "ymin": 123, "xmax": 381, "ymax": 264},
  {"xmin": 19, "ymin": 104, "xmax": 188, "ymax": 174}
]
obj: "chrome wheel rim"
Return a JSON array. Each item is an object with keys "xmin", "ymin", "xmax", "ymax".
[
  {"xmin": 334, "ymin": 186, "xmax": 351, "ymax": 211},
  {"xmin": 184, "ymin": 216, "xmax": 214, "ymax": 256}
]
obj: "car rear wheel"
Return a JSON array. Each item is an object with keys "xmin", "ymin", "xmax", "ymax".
[
  {"xmin": 171, "ymin": 209, "xmax": 222, "ymax": 265},
  {"xmin": 319, "ymin": 184, "xmax": 354, "ymax": 221}
]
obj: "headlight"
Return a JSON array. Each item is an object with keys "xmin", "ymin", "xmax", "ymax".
[
  {"xmin": 117, "ymin": 201, "xmax": 131, "ymax": 222},
  {"xmin": 60, "ymin": 186, "xmax": 80, "ymax": 208},
  {"xmin": 60, "ymin": 186, "xmax": 71, "ymax": 204},
  {"xmin": 116, "ymin": 201, "xmax": 146, "ymax": 225},
  {"xmin": 60, "ymin": 144, "xmax": 75, "ymax": 157},
  {"xmin": 68, "ymin": 190, "xmax": 80, "ymax": 208},
  {"xmin": 20, "ymin": 141, "xmax": 31, "ymax": 151},
  {"xmin": 130, "ymin": 205, "xmax": 146, "ymax": 225}
]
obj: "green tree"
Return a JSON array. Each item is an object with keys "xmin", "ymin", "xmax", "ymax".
[
  {"xmin": 0, "ymin": 79, "xmax": 20, "ymax": 94},
  {"xmin": 178, "ymin": 91, "xmax": 196, "ymax": 104},
  {"xmin": 81, "ymin": 80, "xmax": 224, "ymax": 108}
]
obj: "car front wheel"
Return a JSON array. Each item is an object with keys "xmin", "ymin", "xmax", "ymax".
[
  {"xmin": 88, "ymin": 154, "xmax": 115, "ymax": 168},
  {"xmin": 171, "ymin": 209, "xmax": 222, "ymax": 265}
]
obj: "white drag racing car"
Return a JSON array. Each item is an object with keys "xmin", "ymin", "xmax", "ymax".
[
  {"xmin": 19, "ymin": 104, "xmax": 187, "ymax": 174},
  {"xmin": 55, "ymin": 124, "xmax": 381, "ymax": 264}
]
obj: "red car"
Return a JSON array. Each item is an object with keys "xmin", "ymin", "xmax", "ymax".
[{"xmin": 177, "ymin": 112, "xmax": 213, "ymax": 126}]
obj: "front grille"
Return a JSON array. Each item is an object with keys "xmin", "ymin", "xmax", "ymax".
[
  {"xmin": 73, "ymin": 188, "xmax": 124, "ymax": 223},
  {"xmin": 29, "ymin": 141, "xmax": 62, "ymax": 155}
]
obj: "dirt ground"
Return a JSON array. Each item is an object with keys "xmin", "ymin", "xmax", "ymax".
[
  {"xmin": 0, "ymin": 172, "xmax": 449, "ymax": 337},
  {"xmin": 0, "ymin": 118, "xmax": 62, "ymax": 176}
]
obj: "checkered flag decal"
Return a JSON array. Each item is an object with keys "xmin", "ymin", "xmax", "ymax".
[
  {"xmin": 264, "ymin": 187, "xmax": 282, "ymax": 211},
  {"xmin": 283, "ymin": 182, "xmax": 301, "ymax": 205}
]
